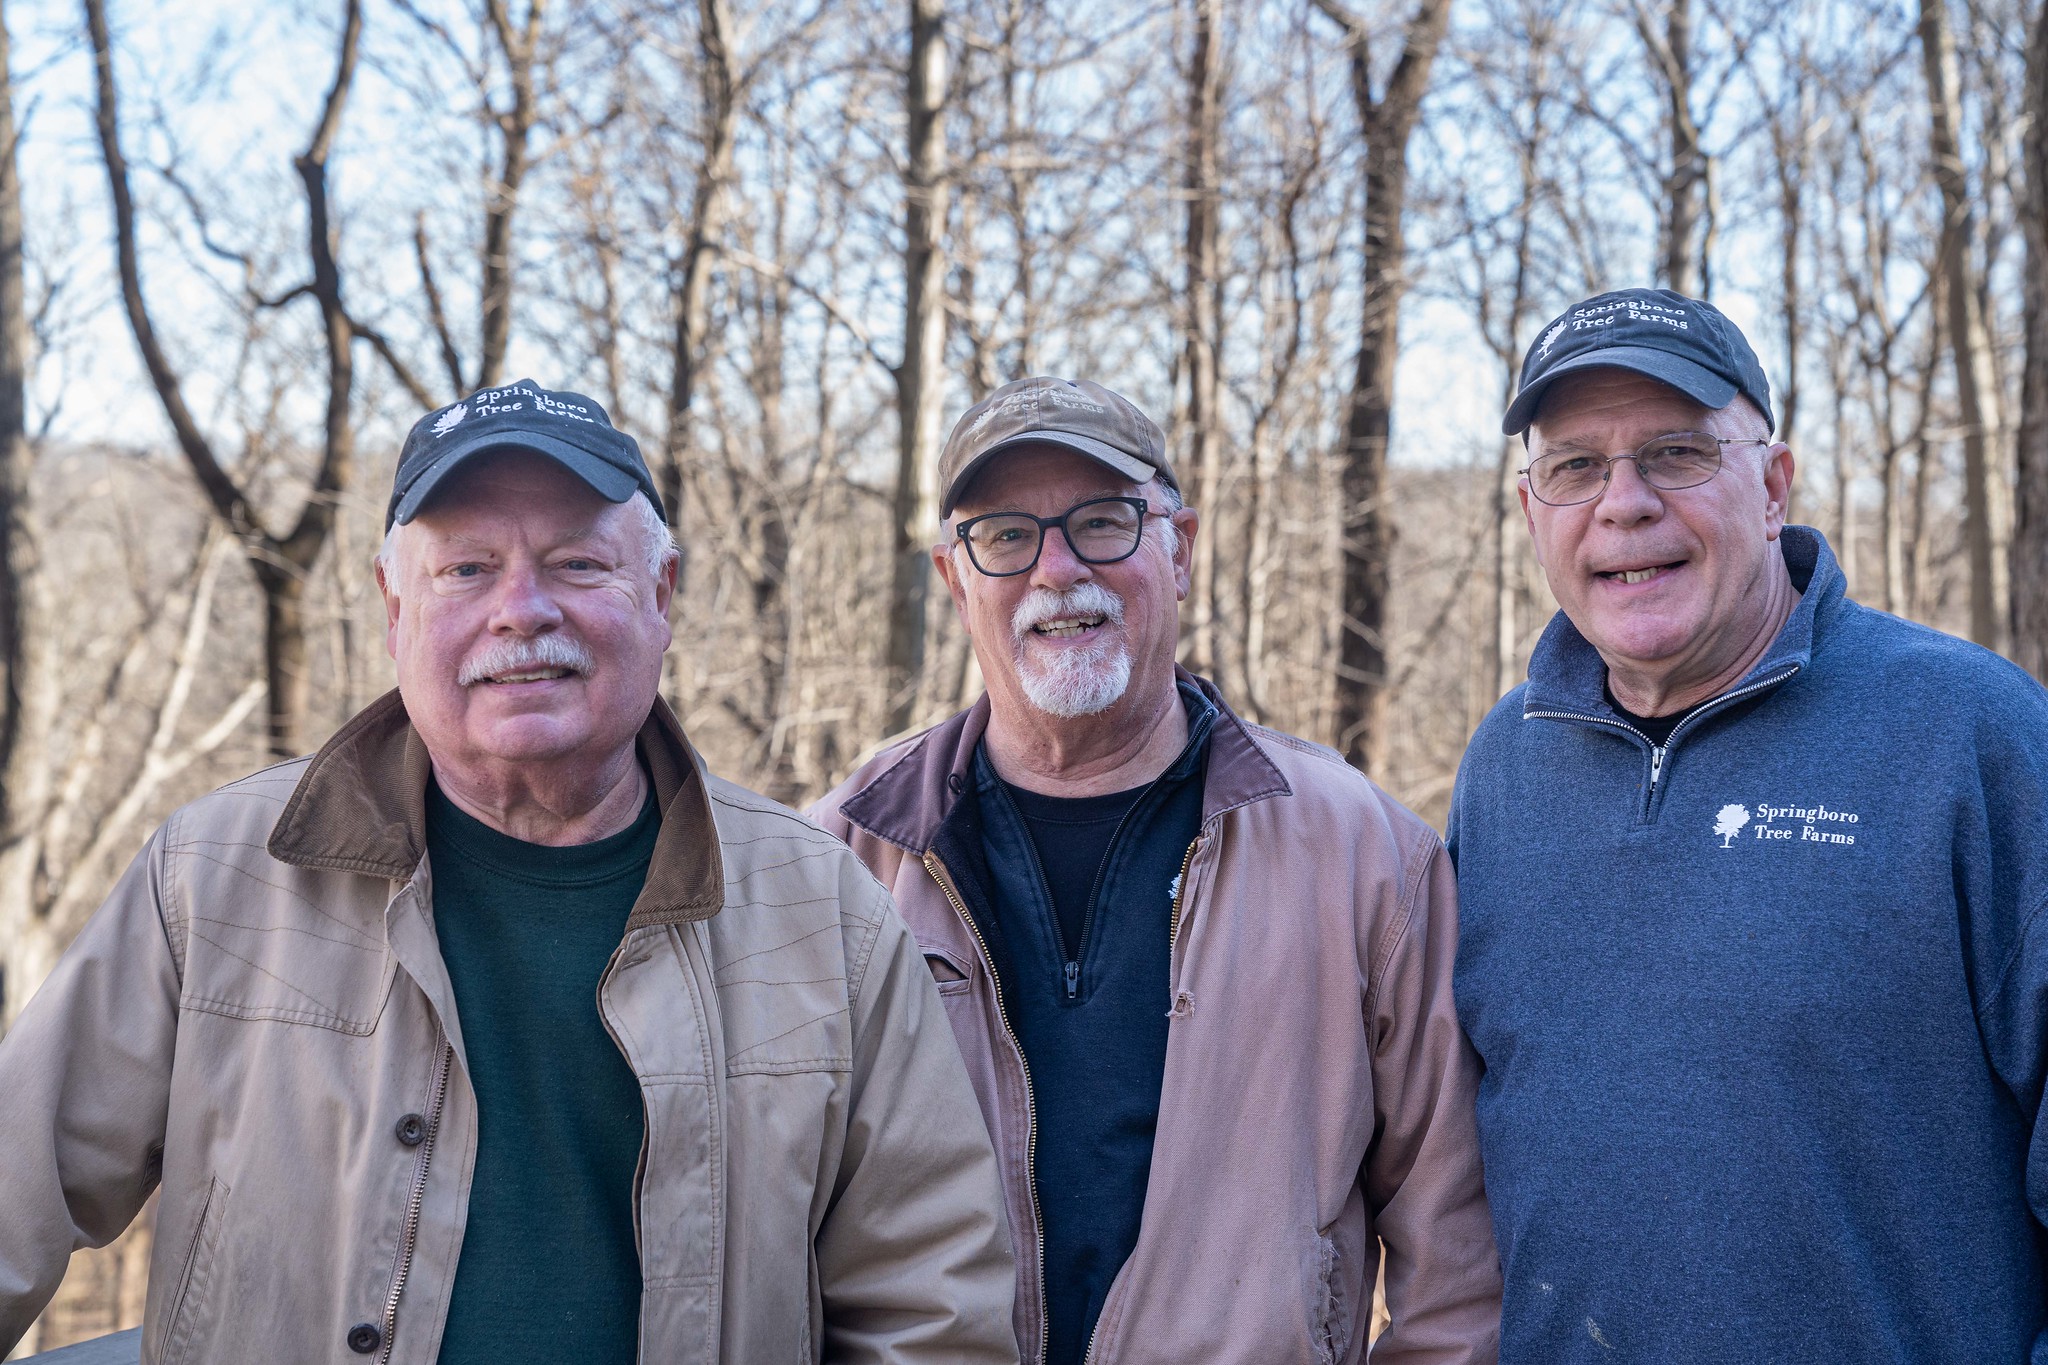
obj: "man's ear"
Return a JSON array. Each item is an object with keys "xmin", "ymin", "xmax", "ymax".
[
  {"xmin": 932, "ymin": 540, "xmax": 972, "ymax": 633},
  {"xmin": 1169, "ymin": 506, "xmax": 1198, "ymax": 601},
  {"xmin": 655, "ymin": 550, "xmax": 678, "ymax": 618},
  {"xmin": 1761, "ymin": 442, "xmax": 1796, "ymax": 541},
  {"xmin": 375, "ymin": 556, "xmax": 403, "ymax": 659}
]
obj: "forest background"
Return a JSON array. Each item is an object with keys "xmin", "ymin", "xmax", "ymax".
[{"xmin": 4, "ymin": 0, "xmax": 2047, "ymax": 1349}]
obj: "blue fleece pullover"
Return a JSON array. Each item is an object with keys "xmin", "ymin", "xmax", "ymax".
[{"xmin": 1449, "ymin": 526, "xmax": 2048, "ymax": 1364}]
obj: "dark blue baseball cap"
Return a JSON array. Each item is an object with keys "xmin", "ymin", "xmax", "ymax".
[
  {"xmin": 1502, "ymin": 289, "xmax": 1774, "ymax": 437},
  {"xmin": 386, "ymin": 380, "xmax": 665, "ymax": 529}
]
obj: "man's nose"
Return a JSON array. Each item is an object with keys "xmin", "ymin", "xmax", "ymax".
[
  {"xmin": 487, "ymin": 562, "xmax": 565, "ymax": 634},
  {"xmin": 1028, "ymin": 523, "xmax": 1093, "ymax": 590},
  {"xmin": 1593, "ymin": 456, "xmax": 1664, "ymax": 526}
]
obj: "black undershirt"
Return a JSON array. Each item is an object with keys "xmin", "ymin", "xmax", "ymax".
[
  {"xmin": 1604, "ymin": 683, "xmax": 1702, "ymax": 746},
  {"xmin": 1003, "ymin": 781, "xmax": 1148, "ymax": 960}
]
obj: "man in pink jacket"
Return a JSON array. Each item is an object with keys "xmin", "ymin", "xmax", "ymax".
[{"xmin": 811, "ymin": 376, "xmax": 1500, "ymax": 1364}]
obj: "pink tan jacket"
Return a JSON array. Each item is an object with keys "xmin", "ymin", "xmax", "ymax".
[{"xmin": 810, "ymin": 673, "xmax": 1501, "ymax": 1364}]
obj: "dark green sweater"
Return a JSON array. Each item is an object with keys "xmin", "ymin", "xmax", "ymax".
[{"xmin": 427, "ymin": 780, "xmax": 655, "ymax": 1363}]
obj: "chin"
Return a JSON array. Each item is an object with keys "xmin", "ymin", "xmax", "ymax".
[
  {"xmin": 1586, "ymin": 613, "xmax": 1702, "ymax": 666},
  {"xmin": 466, "ymin": 714, "xmax": 594, "ymax": 764}
]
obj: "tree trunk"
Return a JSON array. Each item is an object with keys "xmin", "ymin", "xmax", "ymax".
[
  {"xmin": 1643, "ymin": 0, "xmax": 1706, "ymax": 295},
  {"xmin": 885, "ymin": 0, "xmax": 949, "ymax": 736},
  {"xmin": 0, "ymin": 0, "xmax": 52, "ymax": 1032},
  {"xmin": 2015, "ymin": 0, "xmax": 2048, "ymax": 681},
  {"xmin": 85, "ymin": 0, "xmax": 360, "ymax": 757},
  {"xmin": 0, "ymin": 0, "xmax": 26, "ymax": 828},
  {"xmin": 1314, "ymin": 0, "xmax": 1453, "ymax": 776},
  {"xmin": 1919, "ymin": 0, "xmax": 2009, "ymax": 652},
  {"xmin": 660, "ymin": 0, "xmax": 738, "ymax": 585},
  {"xmin": 1182, "ymin": 0, "xmax": 1223, "ymax": 678},
  {"xmin": 478, "ymin": 0, "xmax": 543, "ymax": 391}
]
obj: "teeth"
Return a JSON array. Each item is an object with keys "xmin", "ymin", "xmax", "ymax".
[
  {"xmin": 489, "ymin": 668, "xmax": 571, "ymax": 683},
  {"xmin": 1619, "ymin": 568, "xmax": 1658, "ymax": 585},
  {"xmin": 1034, "ymin": 615, "xmax": 1105, "ymax": 637}
]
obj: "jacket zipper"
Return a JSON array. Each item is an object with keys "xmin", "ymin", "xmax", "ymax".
[
  {"xmin": 1078, "ymin": 832, "xmax": 1203, "ymax": 1365},
  {"xmin": 923, "ymin": 850, "xmax": 1048, "ymax": 1365},
  {"xmin": 1525, "ymin": 665, "xmax": 1801, "ymax": 811},
  {"xmin": 1062, "ymin": 791, "xmax": 1161, "ymax": 1000},
  {"xmin": 376, "ymin": 1035, "xmax": 453, "ymax": 1365},
  {"xmin": 1166, "ymin": 836, "xmax": 1201, "ymax": 951}
]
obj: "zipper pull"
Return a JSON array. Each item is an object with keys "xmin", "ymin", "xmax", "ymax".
[
  {"xmin": 1650, "ymin": 744, "xmax": 1665, "ymax": 788},
  {"xmin": 1064, "ymin": 961, "xmax": 1080, "ymax": 999}
]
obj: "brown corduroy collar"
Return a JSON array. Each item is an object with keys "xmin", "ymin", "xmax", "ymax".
[{"xmin": 267, "ymin": 689, "xmax": 726, "ymax": 929}]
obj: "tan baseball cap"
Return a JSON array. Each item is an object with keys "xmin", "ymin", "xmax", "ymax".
[{"xmin": 938, "ymin": 376, "xmax": 1176, "ymax": 517}]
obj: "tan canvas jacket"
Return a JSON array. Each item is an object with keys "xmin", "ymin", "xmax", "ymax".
[
  {"xmin": 810, "ymin": 672, "xmax": 1501, "ymax": 1365},
  {"xmin": 0, "ymin": 691, "xmax": 1017, "ymax": 1364}
]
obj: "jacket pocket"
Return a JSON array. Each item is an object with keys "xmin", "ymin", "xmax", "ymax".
[
  {"xmin": 156, "ymin": 1176, "xmax": 230, "ymax": 1365},
  {"xmin": 922, "ymin": 949, "xmax": 971, "ymax": 996}
]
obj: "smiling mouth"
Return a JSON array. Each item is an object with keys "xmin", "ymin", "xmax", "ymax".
[
  {"xmin": 1031, "ymin": 614, "xmax": 1108, "ymax": 638},
  {"xmin": 1597, "ymin": 561, "xmax": 1684, "ymax": 586},
  {"xmin": 478, "ymin": 668, "xmax": 576, "ymax": 684}
]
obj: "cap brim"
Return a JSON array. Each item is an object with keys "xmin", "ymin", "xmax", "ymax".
[
  {"xmin": 390, "ymin": 432, "xmax": 641, "ymax": 526},
  {"xmin": 1501, "ymin": 346, "xmax": 1740, "ymax": 435},
  {"xmin": 941, "ymin": 430, "xmax": 1157, "ymax": 517}
]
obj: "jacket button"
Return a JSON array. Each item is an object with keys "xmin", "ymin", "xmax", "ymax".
[
  {"xmin": 346, "ymin": 1322, "xmax": 382, "ymax": 1354},
  {"xmin": 394, "ymin": 1113, "xmax": 427, "ymax": 1147}
]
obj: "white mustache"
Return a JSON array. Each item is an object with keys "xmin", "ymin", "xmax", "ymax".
[
  {"xmin": 1010, "ymin": 582, "xmax": 1125, "ymax": 639},
  {"xmin": 457, "ymin": 634, "xmax": 596, "ymax": 686}
]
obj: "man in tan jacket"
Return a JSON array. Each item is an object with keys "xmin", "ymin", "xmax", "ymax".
[
  {"xmin": 811, "ymin": 376, "xmax": 1501, "ymax": 1365},
  {"xmin": 0, "ymin": 381, "xmax": 1016, "ymax": 1364}
]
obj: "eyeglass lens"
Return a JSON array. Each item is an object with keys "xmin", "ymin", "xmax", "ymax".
[
  {"xmin": 1529, "ymin": 433, "xmax": 1724, "ymax": 506},
  {"xmin": 963, "ymin": 499, "xmax": 1144, "ymax": 575}
]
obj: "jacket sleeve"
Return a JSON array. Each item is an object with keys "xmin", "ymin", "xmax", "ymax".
[
  {"xmin": 0, "ymin": 826, "xmax": 181, "ymax": 1348},
  {"xmin": 1362, "ymin": 831, "xmax": 1502, "ymax": 1365},
  {"xmin": 816, "ymin": 887, "xmax": 1018, "ymax": 1365}
]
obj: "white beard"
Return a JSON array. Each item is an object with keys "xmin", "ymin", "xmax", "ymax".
[{"xmin": 1010, "ymin": 583, "xmax": 1132, "ymax": 718}]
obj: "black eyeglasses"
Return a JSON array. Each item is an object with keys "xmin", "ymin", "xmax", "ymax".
[
  {"xmin": 954, "ymin": 496, "xmax": 1162, "ymax": 577},
  {"xmin": 1522, "ymin": 432, "xmax": 1770, "ymax": 507}
]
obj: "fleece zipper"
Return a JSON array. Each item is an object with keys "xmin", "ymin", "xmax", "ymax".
[{"xmin": 1524, "ymin": 664, "xmax": 1801, "ymax": 823}]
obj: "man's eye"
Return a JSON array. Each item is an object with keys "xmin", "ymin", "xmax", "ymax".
[
  {"xmin": 449, "ymin": 563, "xmax": 482, "ymax": 578},
  {"xmin": 1551, "ymin": 456, "xmax": 1597, "ymax": 474},
  {"xmin": 990, "ymin": 527, "xmax": 1028, "ymax": 545},
  {"xmin": 563, "ymin": 559, "xmax": 597, "ymax": 572}
]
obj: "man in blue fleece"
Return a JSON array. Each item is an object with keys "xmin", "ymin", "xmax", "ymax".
[{"xmin": 1450, "ymin": 288, "xmax": 2048, "ymax": 1364}]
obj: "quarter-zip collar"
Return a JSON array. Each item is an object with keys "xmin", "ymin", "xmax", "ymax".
[
  {"xmin": 266, "ymin": 687, "xmax": 725, "ymax": 929},
  {"xmin": 1523, "ymin": 524, "xmax": 1842, "ymax": 728},
  {"xmin": 837, "ymin": 666, "xmax": 1289, "ymax": 855}
]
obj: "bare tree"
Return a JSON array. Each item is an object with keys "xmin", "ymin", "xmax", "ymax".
[
  {"xmin": 660, "ymin": 0, "xmax": 739, "ymax": 558},
  {"xmin": 1312, "ymin": 0, "xmax": 1455, "ymax": 776},
  {"xmin": 1635, "ymin": 0, "xmax": 1709, "ymax": 294},
  {"xmin": 1918, "ymin": 0, "xmax": 2010, "ymax": 651},
  {"xmin": 0, "ymin": 0, "xmax": 41, "ymax": 1029},
  {"xmin": 1183, "ymin": 0, "xmax": 1225, "ymax": 677},
  {"xmin": 398, "ymin": 0, "xmax": 548, "ymax": 397},
  {"xmin": 885, "ymin": 0, "xmax": 951, "ymax": 736},
  {"xmin": 85, "ymin": 0, "xmax": 362, "ymax": 756},
  {"xmin": 2015, "ymin": 0, "xmax": 2048, "ymax": 681}
]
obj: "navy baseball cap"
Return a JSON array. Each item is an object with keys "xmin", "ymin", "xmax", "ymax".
[
  {"xmin": 386, "ymin": 380, "xmax": 665, "ymax": 529},
  {"xmin": 1502, "ymin": 289, "xmax": 1774, "ymax": 437}
]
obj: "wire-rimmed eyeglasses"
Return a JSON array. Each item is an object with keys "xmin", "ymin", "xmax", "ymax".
[
  {"xmin": 1521, "ymin": 432, "xmax": 1771, "ymax": 507},
  {"xmin": 954, "ymin": 496, "xmax": 1165, "ymax": 577}
]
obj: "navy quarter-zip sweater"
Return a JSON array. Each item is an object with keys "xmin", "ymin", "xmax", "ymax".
[{"xmin": 1449, "ymin": 526, "xmax": 2048, "ymax": 1364}]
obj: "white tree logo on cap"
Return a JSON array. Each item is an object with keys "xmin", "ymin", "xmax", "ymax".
[
  {"xmin": 431, "ymin": 402, "xmax": 467, "ymax": 437},
  {"xmin": 1538, "ymin": 319, "xmax": 1566, "ymax": 358}
]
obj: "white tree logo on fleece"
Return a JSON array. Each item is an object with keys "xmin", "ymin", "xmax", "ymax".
[
  {"xmin": 1713, "ymin": 804, "xmax": 1750, "ymax": 848},
  {"xmin": 431, "ymin": 402, "xmax": 467, "ymax": 437}
]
